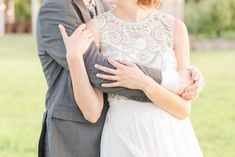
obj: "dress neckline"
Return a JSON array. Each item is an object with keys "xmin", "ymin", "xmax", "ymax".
[{"xmin": 107, "ymin": 9, "xmax": 159, "ymax": 26}]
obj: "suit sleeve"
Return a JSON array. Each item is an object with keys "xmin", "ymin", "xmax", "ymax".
[
  {"xmin": 38, "ymin": 2, "xmax": 79, "ymax": 70},
  {"xmin": 83, "ymin": 43, "xmax": 163, "ymax": 102}
]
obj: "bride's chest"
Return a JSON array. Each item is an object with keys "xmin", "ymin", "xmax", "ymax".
[{"xmin": 99, "ymin": 25, "xmax": 177, "ymax": 71}]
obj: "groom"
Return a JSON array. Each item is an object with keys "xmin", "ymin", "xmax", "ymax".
[{"xmin": 37, "ymin": 0, "xmax": 204, "ymax": 157}]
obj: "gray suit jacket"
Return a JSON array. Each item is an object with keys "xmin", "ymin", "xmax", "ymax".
[{"xmin": 37, "ymin": 0, "xmax": 162, "ymax": 157}]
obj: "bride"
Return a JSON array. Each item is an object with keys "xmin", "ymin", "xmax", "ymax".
[{"xmin": 59, "ymin": 0, "xmax": 203, "ymax": 156}]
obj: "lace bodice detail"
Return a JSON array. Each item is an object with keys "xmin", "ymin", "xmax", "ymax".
[{"xmin": 93, "ymin": 10, "xmax": 177, "ymax": 101}]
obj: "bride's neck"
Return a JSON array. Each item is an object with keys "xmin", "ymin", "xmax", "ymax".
[{"xmin": 112, "ymin": 1, "xmax": 154, "ymax": 22}]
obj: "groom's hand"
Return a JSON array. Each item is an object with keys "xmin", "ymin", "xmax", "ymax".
[
  {"xmin": 177, "ymin": 69, "xmax": 194, "ymax": 95},
  {"xmin": 180, "ymin": 66, "xmax": 205, "ymax": 100}
]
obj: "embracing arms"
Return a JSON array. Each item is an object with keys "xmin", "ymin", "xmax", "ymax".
[
  {"xmin": 95, "ymin": 19, "xmax": 202, "ymax": 119},
  {"xmin": 59, "ymin": 24, "xmax": 103, "ymax": 123},
  {"xmin": 38, "ymin": 2, "xmax": 204, "ymax": 121},
  {"xmin": 37, "ymin": 2, "xmax": 174, "ymax": 123},
  {"xmin": 38, "ymin": 1, "xmax": 166, "ymax": 102}
]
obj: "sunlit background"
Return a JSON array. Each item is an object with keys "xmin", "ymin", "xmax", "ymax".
[{"xmin": 0, "ymin": 0, "xmax": 234, "ymax": 157}]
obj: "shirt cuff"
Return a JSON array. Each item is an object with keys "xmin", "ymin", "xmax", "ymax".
[{"xmin": 161, "ymin": 70, "xmax": 179, "ymax": 93}]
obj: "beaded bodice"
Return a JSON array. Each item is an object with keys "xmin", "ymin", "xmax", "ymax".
[
  {"xmin": 93, "ymin": 10, "xmax": 177, "ymax": 101},
  {"xmin": 93, "ymin": 10, "xmax": 177, "ymax": 71}
]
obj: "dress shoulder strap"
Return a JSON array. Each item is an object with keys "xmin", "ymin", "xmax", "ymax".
[{"xmin": 157, "ymin": 11, "xmax": 175, "ymax": 48}]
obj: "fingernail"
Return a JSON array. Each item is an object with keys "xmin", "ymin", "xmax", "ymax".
[{"xmin": 94, "ymin": 64, "xmax": 97, "ymax": 68}]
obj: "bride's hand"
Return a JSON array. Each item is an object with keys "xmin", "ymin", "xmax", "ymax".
[
  {"xmin": 59, "ymin": 24, "xmax": 94, "ymax": 61},
  {"xmin": 95, "ymin": 58, "xmax": 150, "ymax": 90}
]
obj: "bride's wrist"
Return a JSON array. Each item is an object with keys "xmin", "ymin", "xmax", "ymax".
[
  {"xmin": 66, "ymin": 52, "xmax": 83, "ymax": 63},
  {"xmin": 141, "ymin": 75, "xmax": 156, "ymax": 92}
]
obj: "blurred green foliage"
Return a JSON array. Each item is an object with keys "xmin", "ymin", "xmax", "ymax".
[
  {"xmin": 185, "ymin": 0, "xmax": 235, "ymax": 39},
  {"xmin": 15, "ymin": 0, "xmax": 31, "ymax": 22}
]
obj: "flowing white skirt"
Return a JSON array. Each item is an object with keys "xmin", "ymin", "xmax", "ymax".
[{"xmin": 101, "ymin": 99, "xmax": 203, "ymax": 157}]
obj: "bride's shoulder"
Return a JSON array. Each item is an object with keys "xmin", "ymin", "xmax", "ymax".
[
  {"xmin": 171, "ymin": 17, "xmax": 189, "ymax": 51},
  {"xmin": 173, "ymin": 17, "xmax": 188, "ymax": 38},
  {"xmin": 154, "ymin": 10, "xmax": 175, "ymax": 28},
  {"xmin": 156, "ymin": 10, "xmax": 188, "ymax": 35},
  {"xmin": 155, "ymin": 10, "xmax": 173, "ymax": 19}
]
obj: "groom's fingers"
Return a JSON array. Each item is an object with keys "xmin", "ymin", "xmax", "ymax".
[
  {"xmin": 77, "ymin": 24, "xmax": 86, "ymax": 32},
  {"xmin": 188, "ymin": 66, "xmax": 201, "ymax": 81},
  {"xmin": 83, "ymin": 30, "xmax": 93, "ymax": 39},
  {"xmin": 191, "ymin": 69, "xmax": 200, "ymax": 81},
  {"xmin": 181, "ymin": 92, "xmax": 198, "ymax": 100},
  {"xmin": 184, "ymin": 80, "xmax": 199, "ymax": 93},
  {"xmin": 58, "ymin": 24, "xmax": 68, "ymax": 41}
]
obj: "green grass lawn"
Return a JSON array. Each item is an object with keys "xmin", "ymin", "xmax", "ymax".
[{"xmin": 0, "ymin": 35, "xmax": 235, "ymax": 157}]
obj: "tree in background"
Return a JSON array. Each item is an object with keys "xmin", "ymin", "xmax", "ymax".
[
  {"xmin": 14, "ymin": 0, "xmax": 31, "ymax": 33},
  {"xmin": 185, "ymin": 0, "xmax": 235, "ymax": 39},
  {"xmin": 15, "ymin": 0, "xmax": 31, "ymax": 22}
]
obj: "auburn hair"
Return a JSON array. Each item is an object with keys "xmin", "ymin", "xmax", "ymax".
[{"xmin": 137, "ymin": 0, "xmax": 161, "ymax": 8}]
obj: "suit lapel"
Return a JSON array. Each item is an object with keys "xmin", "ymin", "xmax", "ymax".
[{"xmin": 73, "ymin": 0, "xmax": 91, "ymax": 22}]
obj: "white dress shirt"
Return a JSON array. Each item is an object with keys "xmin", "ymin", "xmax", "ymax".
[
  {"xmin": 161, "ymin": 70, "xmax": 179, "ymax": 93},
  {"xmin": 83, "ymin": 0, "xmax": 96, "ymax": 9}
]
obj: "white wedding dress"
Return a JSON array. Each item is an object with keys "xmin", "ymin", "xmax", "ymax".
[{"xmin": 93, "ymin": 10, "xmax": 203, "ymax": 157}]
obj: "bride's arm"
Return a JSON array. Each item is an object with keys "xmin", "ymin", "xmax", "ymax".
[
  {"xmin": 68, "ymin": 57, "xmax": 104, "ymax": 123},
  {"xmin": 59, "ymin": 24, "xmax": 103, "ymax": 123},
  {"xmin": 141, "ymin": 18, "xmax": 191, "ymax": 119}
]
